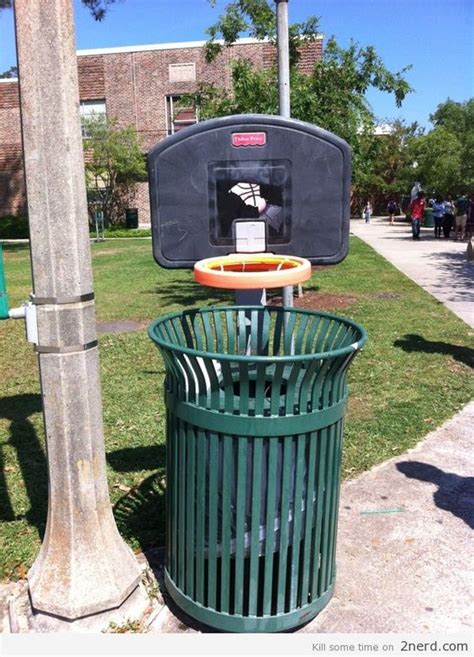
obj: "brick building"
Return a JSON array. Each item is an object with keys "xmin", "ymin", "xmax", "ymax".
[{"xmin": 0, "ymin": 36, "xmax": 322, "ymax": 225}]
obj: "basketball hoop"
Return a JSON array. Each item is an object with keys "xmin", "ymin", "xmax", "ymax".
[{"xmin": 194, "ymin": 253, "xmax": 311, "ymax": 289}]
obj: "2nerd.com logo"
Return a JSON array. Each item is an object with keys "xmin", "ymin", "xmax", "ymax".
[{"xmin": 231, "ymin": 132, "xmax": 267, "ymax": 147}]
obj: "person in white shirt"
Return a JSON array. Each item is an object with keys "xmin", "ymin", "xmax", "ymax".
[
  {"xmin": 432, "ymin": 195, "xmax": 445, "ymax": 239},
  {"xmin": 443, "ymin": 195, "xmax": 455, "ymax": 239},
  {"xmin": 363, "ymin": 201, "xmax": 372, "ymax": 224}
]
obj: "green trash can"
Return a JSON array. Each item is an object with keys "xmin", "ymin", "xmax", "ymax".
[
  {"xmin": 125, "ymin": 207, "xmax": 139, "ymax": 229},
  {"xmin": 149, "ymin": 306, "xmax": 367, "ymax": 632},
  {"xmin": 0, "ymin": 243, "xmax": 10, "ymax": 319},
  {"xmin": 424, "ymin": 208, "xmax": 434, "ymax": 227}
]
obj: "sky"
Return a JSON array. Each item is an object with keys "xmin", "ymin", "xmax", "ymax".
[{"xmin": 0, "ymin": 0, "xmax": 473, "ymax": 129}]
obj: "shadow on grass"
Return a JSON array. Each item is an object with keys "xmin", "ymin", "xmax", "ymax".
[
  {"xmin": 142, "ymin": 280, "xmax": 232, "ymax": 308},
  {"xmin": 396, "ymin": 461, "xmax": 474, "ymax": 529},
  {"xmin": 109, "ymin": 444, "xmax": 167, "ymax": 556},
  {"xmin": 107, "ymin": 445, "xmax": 165, "ymax": 473},
  {"xmin": 0, "ymin": 394, "xmax": 47, "ymax": 536},
  {"xmin": 111, "ymin": 454, "xmax": 221, "ymax": 632},
  {"xmin": 394, "ymin": 334, "xmax": 474, "ymax": 368},
  {"xmin": 113, "ymin": 470, "xmax": 166, "ymax": 554}
]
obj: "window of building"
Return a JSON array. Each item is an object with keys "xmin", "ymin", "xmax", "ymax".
[
  {"xmin": 165, "ymin": 95, "xmax": 197, "ymax": 136},
  {"xmin": 168, "ymin": 62, "xmax": 196, "ymax": 83},
  {"xmin": 80, "ymin": 99, "xmax": 106, "ymax": 138}
]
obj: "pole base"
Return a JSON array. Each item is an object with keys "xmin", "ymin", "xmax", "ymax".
[{"xmin": 27, "ymin": 581, "xmax": 151, "ymax": 633}]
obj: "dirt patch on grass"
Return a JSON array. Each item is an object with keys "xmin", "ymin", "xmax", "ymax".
[
  {"xmin": 97, "ymin": 320, "xmax": 146, "ymax": 334},
  {"xmin": 346, "ymin": 396, "xmax": 375, "ymax": 421},
  {"xmin": 269, "ymin": 290, "xmax": 359, "ymax": 312},
  {"xmin": 93, "ymin": 249, "xmax": 120, "ymax": 257}
]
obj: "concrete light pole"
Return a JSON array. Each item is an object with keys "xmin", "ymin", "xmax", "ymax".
[
  {"xmin": 275, "ymin": 0, "xmax": 295, "ymax": 307},
  {"xmin": 276, "ymin": 0, "xmax": 290, "ymax": 119},
  {"xmin": 14, "ymin": 0, "xmax": 142, "ymax": 620}
]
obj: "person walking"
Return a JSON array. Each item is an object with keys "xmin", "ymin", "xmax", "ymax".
[
  {"xmin": 432, "ymin": 195, "xmax": 445, "ymax": 238},
  {"xmin": 409, "ymin": 191, "xmax": 425, "ymax": 240},
  {"xmin": 454, "ymin": 193, "xmax": 469, "ymax": 241},
  {"xmin": 443, "ymin": 194, "xmax": 455, "ymax": 239},
  {"xmin": 363, "ymin": 201, "xmax": 373, "ymax": 224},
  {"xmin": 387, "ymin": 199, "xmax": 397, "ymax": 225},
  {"xmin": 465, "ymin": 194, "xmax": 474, "ymax": 242}
]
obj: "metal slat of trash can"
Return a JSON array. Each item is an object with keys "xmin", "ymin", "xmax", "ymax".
[{"xmin": 149, "ymin": 306, "xmax": 367, "ymax": 633}]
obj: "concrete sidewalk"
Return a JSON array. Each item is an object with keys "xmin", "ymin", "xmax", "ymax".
[
  {"xmin": 302, "ymin": 401, "xmax": 474, "ymax": 633},
  {"xmin": 350, "ymin": 216, "xmax": 474, "ymax": 328}
]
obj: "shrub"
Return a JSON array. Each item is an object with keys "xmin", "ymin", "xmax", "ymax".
[{"xmin": 0, "ymin": 215, "xmax": 29, "ymax": 240}]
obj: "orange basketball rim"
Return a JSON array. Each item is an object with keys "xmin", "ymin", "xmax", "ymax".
[{"xmin": 194, "ymin": 253, "xmax": 312, "ymax": 289}]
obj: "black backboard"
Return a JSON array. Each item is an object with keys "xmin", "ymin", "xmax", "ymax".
[{"xmin": 148, "ymin": 114, "xmax": 351, "ymax": 268}]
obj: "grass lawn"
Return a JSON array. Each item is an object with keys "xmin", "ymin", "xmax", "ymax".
[{"xmin": 0, "ymin": 237, "xmax": 472, "ymax": 581}]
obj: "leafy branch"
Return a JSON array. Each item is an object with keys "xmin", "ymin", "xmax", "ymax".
[{"xmin": 205, "ymin": 0, "xmax": 319, "ymax": 64}]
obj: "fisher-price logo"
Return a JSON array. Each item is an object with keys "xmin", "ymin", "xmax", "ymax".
[{"xmin": 231, "ymin": 132, "xmax": 267, "ymax": 147}]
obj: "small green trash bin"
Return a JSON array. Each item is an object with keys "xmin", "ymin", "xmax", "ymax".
[
  {"xmin": 149, "ymin": 306, "xmax": 367, "ymax": 632},
  {"xmin": 424, "ymin": 208, "xmax": 434, "ymax": 227},
  {"xmin": 125, "ymin": 207, "xmax": 139, "ymax": 229}
]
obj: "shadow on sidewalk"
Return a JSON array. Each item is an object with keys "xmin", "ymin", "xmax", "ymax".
[
  {"xmin": 394, "ymin": 334, "xmax": 474, "ymax": 368},
  {"xmin": 422, "ymin": 250, "xmax": 474, "ymax": 298},
  {"xmin": 369, "ymin": 234, "xmax": 419, "ymax": 241},
  {"xmin": 396, "ymin": 461, "xmax": 474, "ymax": 529}
]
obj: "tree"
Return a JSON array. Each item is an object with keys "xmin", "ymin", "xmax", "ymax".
[
  {"xmin": 83, "ymin": 115, "xmax": 146, "ymax": 225},
  {"xmin": 429, "ymin": 99, "xmax": 474, "ymax": 192},
  {"xmin": 353, "ymin": 119, "xmax": 423, "ymax": 214},
  {"xmin": 0, "ymin": 65, "xmax": 17, "ymax": 78},
  {"xmin": 405, "ymin": 99, "xmax": 474, "ymax": 197},
  {"xmin": 430, "ymin": 98, "xmax": 474, "ymax": 138},
  {"xmin": 79, "ymin": 0, "xmax": 120, "ymax": 21},
  {"xmin": 407, "ymin": 126, "xmax": 463, "ymax": 197},
  {"xmin": 191, "ymin": 1, "xmax": 413, "ymax": 213},
  {"xmin": 205, "ymin": 0, "xmax": 319, "ymax": 65}
]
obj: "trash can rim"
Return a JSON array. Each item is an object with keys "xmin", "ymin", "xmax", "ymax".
[{"xmin": 148, "ymin": 305, "xmax": 367, "ymax": 363}]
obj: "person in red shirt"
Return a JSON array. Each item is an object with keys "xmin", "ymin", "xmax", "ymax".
[{"xmin": 410, "ymin": 191, "xmax": 426, "ymax": 240}]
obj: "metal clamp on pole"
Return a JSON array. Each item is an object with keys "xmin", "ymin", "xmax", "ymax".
[
  {"xmin": 9, "ymin": 292, "xmax": 98, "ymax": 350},
  {"xmin": 31, "ymin": 291, "xmax": 95, "ymax": 305},
  {"xmin": 34, "ymin": 340, "xmax": 98, "ymax": 354}
]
